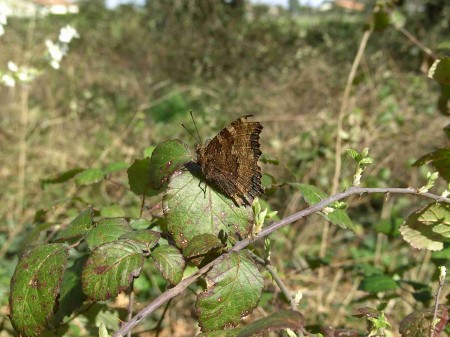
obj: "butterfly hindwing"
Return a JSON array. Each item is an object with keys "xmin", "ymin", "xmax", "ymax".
[{"xmin": 196, "ymin": 115, "xmax": 263, "ymax": 206}]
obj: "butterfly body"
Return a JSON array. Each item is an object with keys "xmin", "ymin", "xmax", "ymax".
[{"xmin": 196, "ymin": 115, "xmax": 263, "ymax": 206}]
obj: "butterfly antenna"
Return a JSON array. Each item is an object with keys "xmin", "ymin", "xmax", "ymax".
[
  {"xmin": 190, "ymin": 110, "xmax": 203, "ymax": 144},
  {"xmin": 182, "ymin": 123, "xmax": 200, "ymax": 143}
]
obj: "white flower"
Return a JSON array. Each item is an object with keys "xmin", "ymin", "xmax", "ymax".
[
  {"xmin": 50, "ymin": 60, "xmax": 60, "ymax": 69},
  {"xmin": 1, "ymin": 73, "xmax": 15, "ymax": 87},
  {"xmin": 17, "ymin": 66, "xmax": 38, "ymax": 83},
  {"xmin": 46, "ymin": 39, "xmax": 64, "ymax": 62},
  {"xmin": 0, "ymin": 10, "xmax": 7, "ymax": 26},
  {"xmin": 7, "ymin": 61, "xmax": 18, "ymax": 72},
  {"xmin": 0, "ymin": 24, "xmax": 4, "ymax": 37},
  {"xmin": 59, "ymin": 25, "xmax": 79, "ymax": 43}
]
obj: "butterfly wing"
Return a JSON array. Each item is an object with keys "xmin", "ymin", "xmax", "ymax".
[{"xmin": 198, "ymin": 115, "xmax": 263, "ymax": 206}]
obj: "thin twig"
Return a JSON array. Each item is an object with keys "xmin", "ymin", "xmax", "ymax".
[
  {"xmin": 250, "ymin": 252, "xmax": 297, "ymax": 311},
  {"xmin": 154, "ymin": 299, "xmax": 172, "ymax": 337},
  {"xmin": 127, "ymin": 282, "xmax": 134, "ymax": 337},
  {"xmin": 112, "ymin": 187, "xmax": 449, "ymax": 337},
  {"xmin": 431, "ymin": 267, "xmax": 446, "ymax": 337},
  {"xmin": 396, "ymin": 26, "xmax": 436, "ymax": 59}
]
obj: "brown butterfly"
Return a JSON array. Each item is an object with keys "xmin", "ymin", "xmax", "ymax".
[{"xmin": 193, "ymin": 115, "xmax": 264, "ymax": 206}]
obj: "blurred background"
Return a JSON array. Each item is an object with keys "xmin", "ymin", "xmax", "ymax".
[{"xmin": 1, "ymin": 0, "xmax": 449, "ymax": 336}]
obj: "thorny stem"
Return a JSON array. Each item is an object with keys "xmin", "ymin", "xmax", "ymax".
[{"xmin": 112, "ymin": 187, "xmax": 450, "ymax": 337}]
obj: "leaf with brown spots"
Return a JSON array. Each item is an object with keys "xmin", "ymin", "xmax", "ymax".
[
  {"xmin": 196, "ymin": 251, "xmax": 264, "ymax": 332},
  {"xmin": 9, "ymin": 244, "xmax": 69, "ymax": 337},
  {"xmin": 82, "ymin": 240, "xmax": 144, "ymax": 301},
  {"xmin": 163, "ymin": 169, "xmax": 253, "ymax": 249}
]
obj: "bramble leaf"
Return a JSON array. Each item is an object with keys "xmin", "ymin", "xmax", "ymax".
[
  {"xmin": 399, "ymin": 203, "xmax": 450, "ymax": 251},
  {"xmin": 196, "ymin": 252, "xmax": 264, "ymax": 332},
  {"xmin": 183, "ymin": 234, "xmax": 224, "ymax": 265},
  {"xmin": 85, "ymin": 218, "xmax": 131, "ymax": 250},
  {"xmin": 163, "ymin": 169, "xmax": 253, "ymax": 249},
  {"xmin": 127, "ymin": 158, "xmax": 161, "ymax": 196},
  {"xmin": 148, "ymin": 139, "xmax": 193, "ymax": 189},
  {"xmin": 151, "ymin": 245, "xmax": 185, "ymax": 285},
  {"xmin": 82, "ymin": 240, "xmax": 144, "ymax": 301},
  {"xmin": 359, "ymin": 275, "xmax": 398, "ymax": 293},
  {"xmin": 55, "ymin": 207, "xmax": 94, "ymax": 242},
  {"xmin": 10, "ymin": 244, "xmax": 69, "ymax": 337},
  {"xmin": 119, "ymin": 229, "xmax": 160, "ymax": 251}
]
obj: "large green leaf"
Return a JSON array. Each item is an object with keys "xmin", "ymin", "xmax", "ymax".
[
  {"xmin": 196, "ymin": 252, "xmax": 264, "ymax": 332},
  {"xmin": 119, "ymin": 229, "xmax": 160, "ymax": 252},
  {"xmin": 148, "ymin": 139, "xmax": 193, "ymax": 189},
  {"xmin": 52, "ymin": 255, "xmax": 88, "ymax": 324},
  {"xmin": 127, "ymin": 157, "xmax": 161, "ymax": 196},
  {"xmin": 9, "ymin": 244, "xmax": 69, "ymax": 337},
  {"xmin": 151, "ymin": 245, "xmax": 185, "ymax": 285},
  {"xmin": 163, "ymin": 169, "xmax": 253, "ymax": 249},
  {"xmin": 55, "ymin": 207, "xmax": 94, "ymax": 242},
  {"xmin": 82, "ymin": 240, "xmax": 144, "ymax": 301},
  {"xmin": 359, "ymin": 275, "xmax": 398, "ymax": 293},
  {"xmin": 413, "ymin": 148, "xmax": 450, "ymax": 182},
  {"xmin": 399, "ymin": 203, "xmax": 450, "ymax": 251},
  {"xmin": 84, "ymin": 218, "xmax": 131, "ymax": 250}
]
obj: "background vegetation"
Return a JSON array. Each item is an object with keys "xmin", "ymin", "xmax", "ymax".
[{"xmin": 1, "ymin": 0, "xmax": 449, "ymax": 336}]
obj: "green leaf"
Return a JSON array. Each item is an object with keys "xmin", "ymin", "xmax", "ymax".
[
  {"xmin": 163, "ymin": 170, "xmax": 253, "ymax": 249},
  {"xmin": 437, "ymin": 83, "xmax": 450, "ymax": 116},
  {"xmin": 85, "ymin": 218, "xmax": 131, "ymax": 250},
  {"xmin": 127, "ymin": 157, "xmax": 160, "ymax": 196},
  {"xmin": 196, "ymin": 252, "xmax": 264, "ymax": 332},
  {"xmin": 399, "ymin": 203, "xmax": 450, "ymax": 251},
  {"xmin": 75, "ymin": 168, "xmax": 105, "ymax": 186},
  {"xmin": 99, "ymin": 322, "xmax": 110, "ymax": 337},
  {"xmin": 100, "ymin": 205, "xmax": 126, "ymax": 217},
  {"xmin": 346, "ymin": 149, "xmax": 360, "ymax": 160},
  {"xmin": 148, "ymin": 139, "xmax": 193, "ymax": 189},
  {"xmin": 151, "ymin": 245, "xmax": 185, "ymax": 285},
  {"xmin": 183, "ymin": 234, "xmax": 224, "ymax": 265},
  {"xmin": 428, "ymin": 57, "xmax": 450, "ymax": 85},
  {"xmin": 293, "ymin": 183, "xmax": 328, "ymax": 205},
  {"xmin": 82, "ymin": 240, "xmax": 144, "ymax": 301},
  {"xmin": 326, "ymin": 209, "xmax": 355, "ymax": 231},
  {"xmin": 370, "ymin": 5, "xmax": 390, "ymax": 31},
  {"xmin": 143, "ymin": 146, "xmax": 156, "ymax": 158},
  {"xmin": 103, "ymin": 162, "xmax": 129, "ymax": 175},
  {"xmin": 52, "ymin": 255, "xmax": 88, "ymax": 324},
  {"xmin": 359, "ymin": 275, "xmax": 398, "ymax": 293},
  {"xmin": 119, "ymin": 229, "xmax": 160, "ymax": 251},
  {"xmin": 236, "ymin": 310, "xmax": 304, "ymax": 337},
  {"xmin": 9, "ymin": 244, "xmax": 69, "ymax": 337},
  {"xmin": 413, "ymin": 148, "xmax": 450, "ymax": 182},
  {"xmin": 55, "ymin": 207, "xmax": 94, "ymax": 242},
  {"xmin": 130, "ymin": 218, "xmax": 152, "ymax": 230},
  {"xmin": 40, "ymin": 168, "xmax": 85, "ymax": 188}
]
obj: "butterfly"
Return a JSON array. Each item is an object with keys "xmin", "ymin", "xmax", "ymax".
[{"xmin": 194, "ymin": 115, "xmax": 264, "ymax": 206}]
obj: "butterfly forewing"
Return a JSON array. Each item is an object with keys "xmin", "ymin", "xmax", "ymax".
[{"xmin": 196, "ymin": 115, "xmax": 263, "ymax": 206}]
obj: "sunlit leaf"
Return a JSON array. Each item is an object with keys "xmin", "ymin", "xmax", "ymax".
[
  {"xmin": 85, "ymin": 218, "xmax": 131, "ymax": 250},
  {"xmin": 151, "ymin": 245, "xmax": 185, "ymax": 285},
  {"xmin": 55, "ymin": 207, "xmax": 94, "ymax": 242},
  {"xmin": 10, "ymin": 244, "xmax": 69, "ymax": 337},
  {"xmin": 103, "ymin": 162, "xmax": 129, "ymax": 174},
  {"xmin": 399, "ymin": 203, "xmax": 450, "ymax": 251},
  {"xmin": 127, "ymin": 157, "xmax": 161, "ymax": 196},
  {"xmin": 163, "ymin": 169, "xmax": 253, "ymax": 249},
  {"xmin": 148, "ymin": 139, "xmax": 193, "ymax": 189},
  {"xmin": 196, "ymin": 252, "xmax": 264, "ymax": 332},
  {"xmin": 82, "ymin": 240, "xmax": 144, "ymax": 301},
  {"xmin": 428, "ymin": 57, "xmax": 450, "ymax": 85}
]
